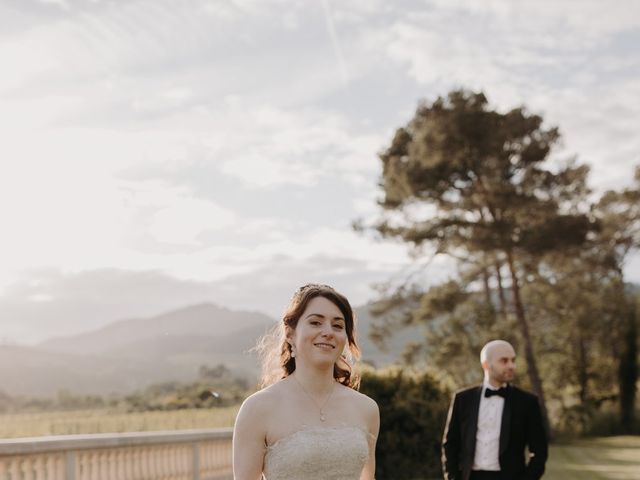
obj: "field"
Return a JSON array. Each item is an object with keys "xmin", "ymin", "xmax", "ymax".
[{"xmin": 0, "ymin": 406, "xmax": 239, "ymax": 438}]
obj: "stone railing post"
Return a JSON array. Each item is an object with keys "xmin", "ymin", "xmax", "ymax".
[
  {"xmin": 65, "ymin": 450, "xmax": 76, "ymax": 480},
  {"xmin": 192, "ymin": 441, "xmax": 201, "ymax": 480}
]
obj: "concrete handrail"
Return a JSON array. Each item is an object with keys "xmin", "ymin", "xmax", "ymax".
[{"xmin": 0, "ymin": 428, "xmax": 234, "ymax": 480}]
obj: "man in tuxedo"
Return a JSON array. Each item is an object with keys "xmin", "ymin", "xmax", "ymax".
[{"xmin": 441, "ymin": 340, "xmax": 548, "ymax": 480}]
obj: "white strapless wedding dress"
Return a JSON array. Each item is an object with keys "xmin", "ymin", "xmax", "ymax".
[{"xmin": 263, "ymin": 425, "xmax": 370, "ymax": 480}]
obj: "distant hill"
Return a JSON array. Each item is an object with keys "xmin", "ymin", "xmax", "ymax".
[
  {"xmin": 2, "ymin": 304, "xmax": 274, "ymax": 396},
  {"xmin": 40, "ymin": 303, "xmax": 273, "ymax": 354},
  {"xmin": 354, "ymin": 304, "xmax": 422, "ymax": 367},
  {"xmin": 2, "ymin": 302, "xmax": 420, "ymax": 397}
]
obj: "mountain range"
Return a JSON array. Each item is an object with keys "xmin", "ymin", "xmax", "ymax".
[{"xmin": 0, "ymin": 302, "xmax": 419, "ymax": 397}]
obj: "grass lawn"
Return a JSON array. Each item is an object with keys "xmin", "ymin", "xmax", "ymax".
[{"xmin": 545, "ymin": 436, "xmax": 640, "ymax": 480}]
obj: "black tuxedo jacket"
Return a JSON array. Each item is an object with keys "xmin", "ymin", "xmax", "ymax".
[{"xmin": 441, "ymin": 385, "xmax": 548, "ymax": 480}]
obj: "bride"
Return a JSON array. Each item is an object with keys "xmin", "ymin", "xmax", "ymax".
[{"xmin": 233, "ymin": 284, "xmax": 379, "ymax": 480}]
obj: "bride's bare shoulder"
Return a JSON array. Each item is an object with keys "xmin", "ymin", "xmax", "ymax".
[
  {"xmin": 238, "ymin": 380, "xmax": 289, "ymax": 417},
  {"xmin": 339, "ymin": 384, "xmax": 377, "ymax": 408},
  {"xmin": 334, "ymin": 384, "xmax": 379, "ymax": 437}
]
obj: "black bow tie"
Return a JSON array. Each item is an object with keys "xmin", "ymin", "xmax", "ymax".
[{"xmin": 485, "ymin": 387, "xmax": 508, "ymax": 398}]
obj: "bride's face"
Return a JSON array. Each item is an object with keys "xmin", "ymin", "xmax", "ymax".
[{"xmin": 289, "ymin": 296, "xmax": 348, "ymax": 367}]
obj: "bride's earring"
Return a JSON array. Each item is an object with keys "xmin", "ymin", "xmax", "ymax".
[{"xmin": 290, "ymin": 343, "xmax": 296, "ymax": 358}]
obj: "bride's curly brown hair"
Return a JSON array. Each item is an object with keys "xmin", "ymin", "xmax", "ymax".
[{"xmin": 256, "ymin": 283, "xmax": 361, "ymax": 389}]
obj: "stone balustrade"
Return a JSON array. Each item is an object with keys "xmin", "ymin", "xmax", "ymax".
[{"xmin": 0, "ymin": 428, "xmax": 233, "ymax": 480}]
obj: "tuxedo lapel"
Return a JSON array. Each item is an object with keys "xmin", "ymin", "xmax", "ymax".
[
  {"xmin": 466, "ymin": 386, "xmax": 482, "ymax": 454},
  {"xmin": 499, "ymin": 386, "xmax": 513, "ymax": 455}
]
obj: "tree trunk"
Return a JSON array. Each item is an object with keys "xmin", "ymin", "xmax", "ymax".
[
  {"xmin": 577, "ymin": 332, "xmax": 588, "ymax": 405},
  {"xmin": 619, "ymin": 300, "xmax": 638, "ymax": 433},
  {"xmin": 577, "ymin": 332, "xmax": 589, "ymax": 433},
  {"xmin": 505, "ymin": 249, "xmax": 552, "ymax": 437}
]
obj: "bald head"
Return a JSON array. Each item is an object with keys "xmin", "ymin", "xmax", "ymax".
[
  {"xmin": 480, "ymin": 340, "xmax": 515, "ymax": 363},
  {"xmin": 480, "ymin": 340, "xmax": 516, "ymax": 386}
]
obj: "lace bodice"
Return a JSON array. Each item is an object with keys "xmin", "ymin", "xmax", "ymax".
[{"xmin": 263, "ymin": 425, "xmax": 370, "ymax": 480}]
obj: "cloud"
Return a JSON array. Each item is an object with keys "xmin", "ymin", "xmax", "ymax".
[
  {"xmin": 120, "ymin": 179, "xmax": 237, "ymax": 248},
  {"xmin": 1, "ymin": 0, "xmax": 638, "ymax": 346},
  {"xmin": 211, "ymin": 104, "xmax": 384, "ymax": 189},
  {"xmin": 373, "ymin": 3, "xmax": 640, "ymax": 190},
  {"xmin": 194, "ymin": 251, "xmax": 444, "ymax": 318},
  {"xmin": 0, "ymin": 128, "xmax": 236, "ymax": 275},
  {"xmin": 1, "ymin": 0, "xmax": 347, "ymax": 112},
  {"xmin": 424, "ymin": 0, "xmax": 640, "ymax": 38},
  {"xmin": 0, "ymin": 268, "xmax": 217, "ymax": 344}
]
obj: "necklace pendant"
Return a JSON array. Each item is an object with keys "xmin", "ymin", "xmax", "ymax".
[{"xmin": 320, "ymin": 413, "xmax": 326, "ymax": 422}]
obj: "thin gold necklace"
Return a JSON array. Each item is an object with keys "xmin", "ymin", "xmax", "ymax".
[{"xmin": 292, "ymin": 374, "xmax": 336, "ymax": 422}]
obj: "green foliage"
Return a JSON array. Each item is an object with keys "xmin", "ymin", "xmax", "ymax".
[
  {"xmin": 116, "ymin": 363, "xmax": 250, "ymax": 412},
  {"xmin": 376, "ymin": 89, "xmax": 594, "ymax": 257},
  {"xmin": 359, "ymin": 367, "xmax": 450, "ymax": 480},
  {"xmin": 423, "ymin": 294, "xmax": 517, "ymax": 387}
]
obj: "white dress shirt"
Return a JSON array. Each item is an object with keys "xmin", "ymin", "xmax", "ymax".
[{"xmin": 472, "ymin": 380, "xmax": 506, "ymax": 471}]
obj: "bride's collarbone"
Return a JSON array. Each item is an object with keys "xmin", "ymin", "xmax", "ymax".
[{"xmin": 268, "ymin": 400, "xmax": 356, "ymax": 423}]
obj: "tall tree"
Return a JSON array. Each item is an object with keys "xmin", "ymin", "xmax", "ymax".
[
  {"xmin": 374, "ymin": 90, "xmax": 595, "ymax": 433},
  {"xmin": 592, "ymin": 167, "xmax": 640, "ymax": 431}
]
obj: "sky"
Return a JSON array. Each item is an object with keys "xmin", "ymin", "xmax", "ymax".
[{"xmin": 1, "ymin": 0, "xmax": 639, "ymax": 344}]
